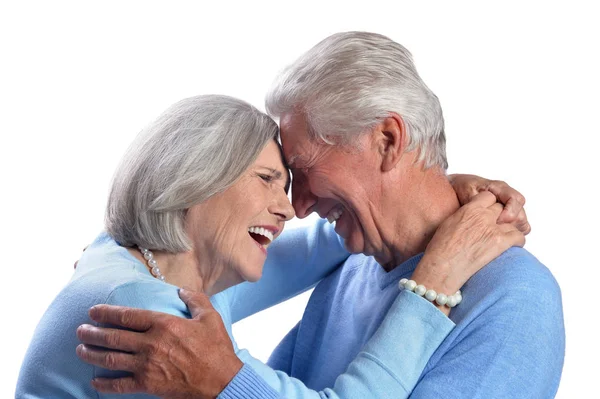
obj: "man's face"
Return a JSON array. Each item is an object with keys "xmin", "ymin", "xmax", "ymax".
[{"xmin": 279, "ymin": 112, "xmax": 385, "ymax": 256}]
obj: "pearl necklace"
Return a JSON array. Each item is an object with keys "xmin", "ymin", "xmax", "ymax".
[{"xmin": 139, "ymin": 247, "xmax": 166, "ymax": 282}]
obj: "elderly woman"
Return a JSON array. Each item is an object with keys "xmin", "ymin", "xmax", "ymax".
[{"xmin": 16, "ymin": 94, "xmax": 526, "ymax": 398}]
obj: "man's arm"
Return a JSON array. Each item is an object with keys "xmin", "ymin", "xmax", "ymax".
[{"xmin": 77, "ymin": 289, "xmax": 455, "ymax": 399}]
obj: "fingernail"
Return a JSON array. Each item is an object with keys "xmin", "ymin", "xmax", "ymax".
[{"xmin": 89, "ymin": 306, "xmax": 103, "ymax": 320}]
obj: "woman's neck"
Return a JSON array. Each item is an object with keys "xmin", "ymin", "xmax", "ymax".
[{"xmin": 127, "ymin": 248, "xmax": 224, "ymax": 296}]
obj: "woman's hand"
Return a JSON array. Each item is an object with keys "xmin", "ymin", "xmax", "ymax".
[
  {"xmin": 449, "ymin": 174, "xmax": 531, "ymax": 234},
  {"xmin": 411, "ymin": 191, "xmax": 525, "ymax": 315},
  {"xmin": 76, "ymin": 289, "xmax": 242, "ymax": 399}
]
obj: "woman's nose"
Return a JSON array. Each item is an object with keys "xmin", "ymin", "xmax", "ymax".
[{"xmin": 271, "ymin": 189, "xmax": 295, "ymax": 222}]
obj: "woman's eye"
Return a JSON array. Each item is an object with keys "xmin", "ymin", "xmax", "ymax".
[{"xmin": 259, "ymin": 174, "xmax": 274, "ymax": 183}]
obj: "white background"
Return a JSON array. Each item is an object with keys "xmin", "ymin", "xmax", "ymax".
[{"xmin": 1, "ymin": 1, "xmax": 598, "ymax": 397}]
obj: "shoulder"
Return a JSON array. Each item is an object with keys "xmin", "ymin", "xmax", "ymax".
[
  {"xmin": 454, "ymin": 247, "xmax": 564, "ymax": 339},
  {"xmin": 66, "ymin": 232, "xmax": 189, "ymax": 318},
  {"xmin": 472, "ymin": 247, "xmax": 561, "ymax": 300},
  {"xmin": 104, "ymin": 279, "xmax": 189, "ymax": 318},
  {"xmin": 423, "ymin": 248, "xmax": 565, "ymax": 398},
  {"xmin": 316, "ymin": 253, "xmax": 375, "ymax": 290}
]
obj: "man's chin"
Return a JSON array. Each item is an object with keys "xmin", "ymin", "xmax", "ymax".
[{"xmin": 342, "ymin": 236, "xmax": 364, "ymax": 255}]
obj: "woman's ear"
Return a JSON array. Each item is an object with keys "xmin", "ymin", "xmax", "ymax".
[{"xmin": 375, "ymin": 113, "xmax": 408, "ymax": 172}]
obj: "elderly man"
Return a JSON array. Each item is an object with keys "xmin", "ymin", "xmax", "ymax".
[
  {"xmin": 76, "ymin": 32, "xmax": 564, "ymax": 398},
  {"xmin": 263, "ymin": 32, "xmax": 564, "ymax": 397}
]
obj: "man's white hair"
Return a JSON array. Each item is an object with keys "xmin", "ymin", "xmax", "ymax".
[
  {"xmin": 266, "ymin": 31, "xmax": 447, "ymax": 169},
  {"xmin": 106, "ymin": 94, "xmax": 279, "ymax": 252}
]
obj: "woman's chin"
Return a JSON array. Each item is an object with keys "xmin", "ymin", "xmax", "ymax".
[{"xmin": 241, "ymin": 265, "xmax": 264, "ymax": 283}]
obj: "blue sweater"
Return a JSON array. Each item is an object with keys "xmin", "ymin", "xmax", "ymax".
[
  {"xmin": 16, "ymin": 220, "xmax": 454, "ymax": 398},
  {"xmin": 268, "ymin": 248, "xmax": 565, "ymax": 398}
]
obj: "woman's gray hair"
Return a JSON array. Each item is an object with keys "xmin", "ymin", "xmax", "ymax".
[
  {"xmin": 105, "ymin": 94, "xmax": 279, "ymax": 252},
  {"xmin": 265, "ymin": 31, "xmax": 447, "ymax": 169}
]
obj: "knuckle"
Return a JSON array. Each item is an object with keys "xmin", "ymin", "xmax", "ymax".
[
  {"xmin": 106, "ymin": 331, "xmax": 120, "ymax": 348},
  {"xmin": 493, "ymin": 232, "xmax": 507, "ymax": 246},
  {"xmin": 104, "ymin": 352, "xmax": 117, "ymax": 369},
  {"xmin": 161, "ymin": 317, "xmax": 179, "ymax": 333},
  {"xmin": 148, "ymin": 339, "xmax": 164, "ymax": 356},
  {"xmin": 206, "ymin": 310, "xmax": 222, "ymax": 323},
  {"xmin": 113, "ymin": 380, "xmax": 127, "ymax": 394},
  {"xmin": 119, "ymin": 309, "xmax": 134, "ymax": 326}
]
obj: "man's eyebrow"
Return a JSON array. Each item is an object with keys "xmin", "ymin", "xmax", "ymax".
[{"xmin": 287, "ymin": 155, "xmax": 299, "ymax": 168}]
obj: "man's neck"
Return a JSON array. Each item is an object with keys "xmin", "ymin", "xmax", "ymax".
[{"xmin": 376, "ymin": 164, "xmax": 460, "ymax": 271}]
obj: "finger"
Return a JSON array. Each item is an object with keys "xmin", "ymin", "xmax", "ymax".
[
  {"xmin": 498, "ymin": 204, "xmax": 531, "ymax": 234},
  {"xmin": 498, "ymin": 224, "xmax": 526, "ymax": 247},
  {"xmin": 519, "ymin": 221, "xmax": 532, "ymax": 236},
  {"xmin": 496, "ymin": 197, "xmax": 521, "ymax": 223},
  {"xmin": 465, "ymin": 190, "xmax": 497, "ymax": 209},
  {"xmin": 509, "ymin": 208, "xmax": 531, "ymax": 235},
  {"xmin": 91, "ymin": 376, "xmax": 142, "ymax": 394},
  {"xmin": 88, "ymin": 305, "xmax": 155, "ymax": 331},
  {"xmin": 488, "ymin": 202, "xmax": 504, "ymax": 219},
  {"xmin": 77, "ymin": 324, "xmax": 142, "ymax": 352},
  {"xmin": 76, "ymin": 344, "xmax": 138, "ymax": 372},
  {"xmin": 448, "ymin": 174, "xmax": 479, "ymax": 203},
  {"xmin": 487, "ymin": 181, "xmax": 526, "ymax": 222},
  {"xmin": 179, "ymin": 288, "xmax": 213, "ymax": 319},
  {"xmin": 506, "ymin": 229, "xmax": 526, "ymax": 248}
]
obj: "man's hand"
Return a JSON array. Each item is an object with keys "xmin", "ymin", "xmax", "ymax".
[
  {"xmin": 76, "ymin": 289, "xmax": 243, "ymax": 398},
  {"xmin": 448, "ymin": 174, "xmax": 531, "ymax": 234}
]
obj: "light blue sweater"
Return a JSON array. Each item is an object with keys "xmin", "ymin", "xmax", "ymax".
[
  {"xmin": 16, "ymin": 220, "xmax": 454, "ymax": 398},
  {"xmin": 268, "ymin": 248, "xmax": 565, "ymax": 398}
]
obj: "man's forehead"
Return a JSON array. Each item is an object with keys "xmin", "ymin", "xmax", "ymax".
[{"xmin": 279, "ymin": 112, "xmax": 312, "ymax": 166}]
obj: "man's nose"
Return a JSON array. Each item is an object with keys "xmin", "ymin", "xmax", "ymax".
[{"xmin": 292, "ymin": 179, "xmax": 317, "ymax": 219}]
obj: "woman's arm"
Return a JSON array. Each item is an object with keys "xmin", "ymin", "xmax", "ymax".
[
  {"xmin": 226, "ymin": 174, "xmax": 530, "ymax": 322},
  {"xmin": 228, "ymin": 219, "xmax": 349, "ymax": 323},
  {"xmin": 225, "ymin": 290, "xmax": 453, "ymax": 398}
]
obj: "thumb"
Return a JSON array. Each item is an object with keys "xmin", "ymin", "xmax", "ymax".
[
  {"xmin": 466, "ymin": 190, "xmax": 497, "ymax": 209},
  {"xmin": 179, "ymin": 288, "xmax": 212, "ymax": 319},
  {"xmin": 488, "ymin": 202, "xmax": 504, "ymax": 220}
]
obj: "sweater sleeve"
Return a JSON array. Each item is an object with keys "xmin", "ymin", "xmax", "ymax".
[
  {"xmin": 220, "ymin": 290, "xmax": 454, "ymax": 399},
  {"xmin": 409, "ymin": 267, "xmax": 565, "ymax": 398},
  {"xmin": 228, "ymin": 219, "xmax": 350, "ymax": 323},
  {"xmin": 218, "ymin": 364, "xmax": 281, "ymax": 399}
]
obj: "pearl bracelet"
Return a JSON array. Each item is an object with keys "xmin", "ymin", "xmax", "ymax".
[{"xmin": 399, "ymin": 278, "xmax": 463, "ymax": 308}]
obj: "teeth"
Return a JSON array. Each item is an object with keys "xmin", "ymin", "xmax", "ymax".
[
  {"xmin": 326, "ymin": 208, "xmax": 343, "ymax": 224},
  {"xmin": 248, "ymin": 226, "xmax": 274, "ymax": 244}
]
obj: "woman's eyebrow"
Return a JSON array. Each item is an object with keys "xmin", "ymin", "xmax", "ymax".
[{"xmin": 258, "ymin": 166, "xmax": 291, "ymax": 192}]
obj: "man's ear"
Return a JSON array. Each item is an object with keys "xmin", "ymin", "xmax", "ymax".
[{"xmin": 375, "ymin": 113, "xmax": 408, "ymax": 172}]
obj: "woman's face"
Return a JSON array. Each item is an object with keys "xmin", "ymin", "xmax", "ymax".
[{"xmin": 186, "ymin": 140, "xmax": 294, "ymax": 289}]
